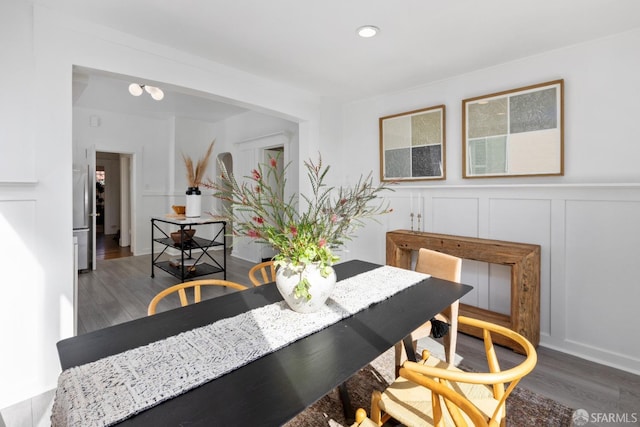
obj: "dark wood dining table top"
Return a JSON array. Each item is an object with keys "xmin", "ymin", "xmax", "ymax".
[{"xmin": 56, "ymin": 259, "xmax": 472, "ymax": 426}]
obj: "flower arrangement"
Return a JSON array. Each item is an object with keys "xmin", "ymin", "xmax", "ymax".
[
  {"xmin": 205, "ymin": 154, "xmax": 393, "ymax": 300},
  {"xmin": 183, "ymin": 140, "xmax": 215, "ymax": 189}
]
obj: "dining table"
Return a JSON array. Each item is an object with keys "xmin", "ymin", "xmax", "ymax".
[{"xmin": 55, "ymin": 259, "xmax": 472, "ymax": 426}]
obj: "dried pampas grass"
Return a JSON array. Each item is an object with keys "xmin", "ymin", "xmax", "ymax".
[{"xmin": 183, "ymin": 139, "xmax": 215, "ymax": 188}]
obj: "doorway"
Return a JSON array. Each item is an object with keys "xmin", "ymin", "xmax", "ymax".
[{"xmin": 95, "ymin": 151, "xmax": 133, "ymax": 260}]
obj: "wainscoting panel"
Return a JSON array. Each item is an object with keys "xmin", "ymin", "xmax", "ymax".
[
  {"xmin": 0, "ymin": 199, "xmax": 37, "ymax": 250},
  {"xmin": 431, "ymin": 197, "xmax": 479, "ymax": 237},
  {"xmin": 0, "ymin": 199, "xmax": 40, "ymax": 409},
  {"xmin": 431, "ymin": 196, "xmax": 483, "ymax": 308},
  {"xmin": 489, "ymin": 198, "xmax": 552, "ymax": 335},
  {"xmin": 308, "ymin": 184, "xmax": 640, "ymax": 372},
  {"xmin": 139, "ymin": 193, "xmax": 175, "ymax": 254},
  {"xmin": 487, "ymin": 264, "xmax": 511, "ymax": 315},
  {"xmin": 565, "ymin": 199, "xmax": 640, "ymax": 359}
]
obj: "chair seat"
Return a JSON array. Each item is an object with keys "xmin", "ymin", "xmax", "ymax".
[
  {"xmin": 378, "ymin": 356, "xmax": 500, "ymax": 426},
  {"xmin": 370, "ymin": 316, "xmax": 536, "ymax": 427}
]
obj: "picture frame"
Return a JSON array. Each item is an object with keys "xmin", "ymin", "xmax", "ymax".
[
  {"xmin": 379, "ymin": 105, "xmax": 446, "ymax": 182},
  {"xmin": 462, "ymin": 79, "xmax": 564, "ymax": 178}
]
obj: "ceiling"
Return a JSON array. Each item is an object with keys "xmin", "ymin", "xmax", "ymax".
[
  {"xmin": 49, "ymin": 0, "xmax": 640, "ymax": 119},
  {"xmin": 72, "ymin": 68, "xmax": 250, "ymax": 122}
]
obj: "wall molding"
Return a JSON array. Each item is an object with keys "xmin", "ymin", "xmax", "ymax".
[{"xmin": 393, "ymin": 182, "xmax": 640, "ymax": 190}]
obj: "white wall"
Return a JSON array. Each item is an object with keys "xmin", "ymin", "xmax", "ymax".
[
  {"xmin": 219, "ymin": 111, "xmax": 300, "ymax": 262},
  {"xmin": 3, "ymin": 0, "xmax": 639, "ymax": 415},
  {"xmin": 0, "ymin": 0, "xmax": 36, "ymax": 183},
  {"xmin": 225, "ymin": 131, "xmax": 297, "ymax": 262},
  {"xmin": 174, "ymin": 117, "xmax": 221, "ymax": 193},
  {"xmin": 0, "ymin": 1, "xmax": 320, "ymax": 410},
  {"xmin": 341, "ymin": 29, "xmax": 640, "ymax": 374},
  {"xmin": 75, "ymin": 107, "xmax": 173, "ymax": 256},
  {"xmin": 75, "ymin": 108, "xmax": 299, "ymax": 259}
]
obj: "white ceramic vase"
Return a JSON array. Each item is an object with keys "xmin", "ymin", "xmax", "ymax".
[
  {"xmin": 185, "ymin": 187, "xmax": 201, "ymax": 218},
  {"xmin": 275, "ymin": 262, "xmax": 336, "ymax": 313}
]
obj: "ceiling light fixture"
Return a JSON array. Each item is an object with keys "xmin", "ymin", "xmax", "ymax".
[
  {"xmin": 128, "ymin": 83, "xmax": 164, "ymax": 101},
  {"xmin": 357, "ymin": 25, "xmax": 379, "ymax": 38}
]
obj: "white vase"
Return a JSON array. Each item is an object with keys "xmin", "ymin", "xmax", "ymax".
[
  {"xmin": 185, "ymin": 187, "xmax": 201, "ymax": 217},
  {"xmin": 275, "ymin": 262, "xmax": 336, "ymax": 313}
]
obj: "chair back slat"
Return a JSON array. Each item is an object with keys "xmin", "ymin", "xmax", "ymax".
[
  {"xmin": 148, "ymin": 279, "xmax": 248, "ymax": 315},
  {"xmin": 249, "ymin": 261, "xmax": 277, "ymax": 286}
]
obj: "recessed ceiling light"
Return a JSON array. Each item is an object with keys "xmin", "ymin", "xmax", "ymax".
[{"xmin": 357, "ymin": 25, "xmax": 379, "ymax": 38}]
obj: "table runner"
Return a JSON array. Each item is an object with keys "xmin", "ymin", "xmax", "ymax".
[{"xmin": 51, "ymin": 265, "xmax": 428, "ymax": 427}]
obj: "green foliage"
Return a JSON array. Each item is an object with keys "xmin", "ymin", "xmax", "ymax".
[{"xmin": 205, "ymin": 154, "xmax": 393, "ymax": 300}]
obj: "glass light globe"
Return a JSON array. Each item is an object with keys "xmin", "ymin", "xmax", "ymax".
[
  {"xmin": 146, "ymin": 85, "xmax": 164, "ymax": 101},
  {"xmin": 128, "ymin": 83, "xmax": 143, "ymax": 96}
]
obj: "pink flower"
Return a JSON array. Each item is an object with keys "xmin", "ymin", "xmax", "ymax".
[
  {"xmin": 252, "ymin": 169, "xmax": 261, "ymax": 180},
  {"xmin": 253, "ymin": 216, "xmax": 264, "ymax": 224},
  {"xmin": 318, "ymin": 238, "xmax": 326, "ymax": 248},
  {"xmin": 331, "ymin": 214, "xmax": 338, "ymax": 223},
  {"xmin": 289, "ymin": 226, "xmax": 298, "ymax": 236},
  {"xmin": 247, "ymin": 229, "xmax": 260, "ymax": 238},
  {"xmin": 269, "ymin": 157, "xmax": 277, "ymax": 168}
]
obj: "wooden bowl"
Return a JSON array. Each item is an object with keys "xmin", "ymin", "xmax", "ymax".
[
  {"xmin": 172, "ymin": 205, "xmax": 186, "ymax": 215},
  {"xmin": 170, "ymin": 229, "xmax": 196, "ymax": 244}
]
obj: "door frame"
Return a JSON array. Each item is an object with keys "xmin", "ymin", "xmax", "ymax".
[{"xmin": 92, "ymin": 147, "xmax": 137, "ymax": 265}]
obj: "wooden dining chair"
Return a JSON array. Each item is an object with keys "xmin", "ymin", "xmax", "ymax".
[
  {"xmin": 362, "ymin": 316, "xmax": 537, "ymax": 427},
  {"xmin": 394, "ymin": 248, "xmax": 462, "ymax": 370},
  {"xmin": 349, "ymin": 409, "xmax": 378, "ymax": 427},
  {"xmin": 147, "ymin": 279, "xmax": 248, "ymax": 315},
  {"xmin": 248, "ymin": 260, "xmax": 277, "ymax": 286}
]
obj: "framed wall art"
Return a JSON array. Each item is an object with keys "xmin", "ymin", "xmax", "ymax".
[
  {"xmin": 379, "ymin": 105, "xmax": 446, "ymax": 182},
  {"xmin": 462, "ymin": 79, "xmax": 564, "ymax": 178}
]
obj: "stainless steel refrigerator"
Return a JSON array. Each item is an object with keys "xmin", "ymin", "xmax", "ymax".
[{"xmin": 73, "ymin": 167, "xmax": 91, "ymax": 270}]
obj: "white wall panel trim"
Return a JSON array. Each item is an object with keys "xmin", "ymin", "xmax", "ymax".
[
  {"xmin": 383, "ymin": 183, "xmax": 640, "ymax": 190},
  {"xmin": 542, "ymin": 339, "xmax": 640, "ymax": 377}
]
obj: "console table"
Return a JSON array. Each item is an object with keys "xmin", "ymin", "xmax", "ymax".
[
  {"xmin": 386, "ymin": 230, "xmax": 540, "ymax": 350},
  {"xmin": 151, "ymin": 216, "xmax": 226, "ymax": 282}
]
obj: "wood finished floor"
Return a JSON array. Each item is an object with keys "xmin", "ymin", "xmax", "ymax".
[
  {"xmin": 77, "ymin": 253, "xmax": 640, "ymax": 425},
  {"xmin": 96, "ymin": 232, "xmax": 133, "ymax": 260}
]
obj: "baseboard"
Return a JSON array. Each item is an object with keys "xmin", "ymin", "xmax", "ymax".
[{"xmin": 0, "ymin": 388, "xmax": 55, "ymax": 427}]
